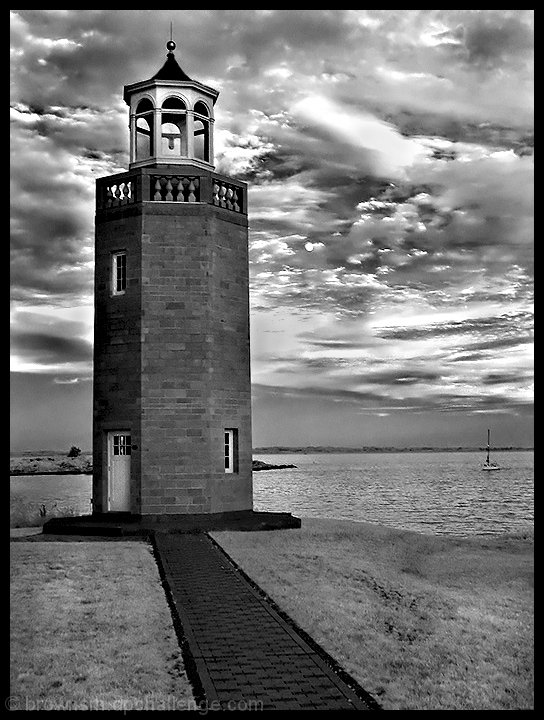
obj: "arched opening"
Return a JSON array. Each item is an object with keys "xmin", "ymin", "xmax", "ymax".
[
  {"xmin": 136, "ymin": 117, "xmax": 152, "ymax": 159},
  {"xmin": 193, "ymin": 103, "xmax": 210, "ymax": 163},
  {"xmin": 194, "ymin": 101, "xmax": 209, "ymax": 117},
  {"xmin": 161, "ymin": 114, "xmax": 185, "ymax": 157},
  {"xmin": 160, "ymin": 98, "xmax": 187, "ymax": 157},
  {"xmin": 135, "ymin": 98, "xmax": 154, "ymax": 160},
  {"xmin": 193, "ymin": 102, "xmax": 210, "ymax": 162},
  {"xmin": 162, "ymin": 96, "xmax": 186, "ymax": 110},
  {"xmin": 193, "ymin": 120, "xmax": 209, "ymax": 162}
]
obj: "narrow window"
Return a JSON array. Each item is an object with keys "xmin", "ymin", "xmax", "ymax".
[
  {"xmin": 224, "ymin": 428, "xmax": 238, "ymax": 473},
  {"xmin": 112, "ymin": 251, "xmax": 127, "ymax": 295}
]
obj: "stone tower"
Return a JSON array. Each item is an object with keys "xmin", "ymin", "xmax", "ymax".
[{"xmin": 92, "ymin": 41, "xmax": 253, "ymax": 517}]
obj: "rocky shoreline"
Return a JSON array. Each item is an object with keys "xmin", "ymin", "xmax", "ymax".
[
  {"xmin": 10, "ymin": 454, "xmax": 296, "ymax": 476},
  {"xmin": 10, "ymin": 454, "xmax": 93, "ymax": 476}
]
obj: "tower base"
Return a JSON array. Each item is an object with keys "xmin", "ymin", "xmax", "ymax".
[{"xmin": 41, "ymin": 510, "xmax": 301, "ymax": 536}]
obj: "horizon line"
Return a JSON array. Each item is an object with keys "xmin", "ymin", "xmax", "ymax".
[{"xmin": 10, "ymin": 445, "xmax": 535, "ymax": 455}]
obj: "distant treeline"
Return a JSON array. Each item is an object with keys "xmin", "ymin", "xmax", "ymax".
[{"xmin": 253, "ymin": 446, "xmax": 533, "ymax": 454}]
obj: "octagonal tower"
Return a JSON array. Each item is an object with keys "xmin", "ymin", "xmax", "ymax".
[{"xmin": 92, "ymin": 42, "xmax": 253, "ymax": 517}]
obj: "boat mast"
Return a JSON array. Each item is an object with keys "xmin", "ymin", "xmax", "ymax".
[{"xmin": 486, "ymin": 428, "xmax": 490, "ymax": 465}]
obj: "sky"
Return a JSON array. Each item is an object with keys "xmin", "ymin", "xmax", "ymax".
[{"xmin": 10, "ymin": 9, "xmax": 534, "ymax": 450}]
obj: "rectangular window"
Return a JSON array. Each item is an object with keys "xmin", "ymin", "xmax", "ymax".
[
  {"xmin": 112, "ymin": 251, "xmax": 127, "ymax": 295},
  {"xmin": 224, "ymin": 428, "xmax": 238, "ymax": 473}
]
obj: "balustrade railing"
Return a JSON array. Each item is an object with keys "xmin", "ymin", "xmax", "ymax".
[
  {"xmin": 99, "ymin": 179, "xmax": 136, "ymax": 209},
  {"xmin": 97, "ymin": 172, "xmax": 245, "ymax": 214},
  {"xmin": 212, "ymin": 179, "xmax": 243, "ymax": 213},
  {"xmin": 152, "ymin": 175, "xmax": 200, "ymax": 203}
]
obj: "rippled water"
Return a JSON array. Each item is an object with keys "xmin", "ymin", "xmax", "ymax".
[
  {"xmin": 253, "ymin": 451, "xmax": 534, "ymax": 536},
  {"xmin": 10, "ymin": 451, "xmax": 533, "ymax": 536}
]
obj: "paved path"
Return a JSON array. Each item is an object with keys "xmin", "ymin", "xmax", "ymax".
[{"xmin": 154, "ymin": 533, "xmax": 377, "ymax": 711}]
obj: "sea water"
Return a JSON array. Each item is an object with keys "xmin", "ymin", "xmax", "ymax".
[
  {"xmin": 10, "ymin": 451, "xmax": 533, "ymax": 537},
  {"xmin": 253, "ymin": 451, "xmax": 534, "ymax": 536}
]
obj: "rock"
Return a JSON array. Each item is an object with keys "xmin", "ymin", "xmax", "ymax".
[{"xmin": 252, "ymin": 460, "xmax": 297, "ymax": 471}]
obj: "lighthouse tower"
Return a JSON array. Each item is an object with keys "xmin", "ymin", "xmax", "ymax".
[{"xmin": 92, "ymin": 41, "xmax": 253, "ymax": 517}]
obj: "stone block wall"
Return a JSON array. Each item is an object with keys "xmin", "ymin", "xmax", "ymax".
[
  {"xmin": 140, "ymin": 203, "xmax": 252, "ymax": 514},
  {"xmin": 92, "ymin": 207, "xmax": 142, "ymax": 513},
  {"xmin": 93, "ymin": 167, "xmax": 253, "ymax": 514}
]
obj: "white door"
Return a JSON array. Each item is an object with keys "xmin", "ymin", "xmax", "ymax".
[{"xmin": 107, "ymin": 432, "xmax": 131, "ymax": 511}]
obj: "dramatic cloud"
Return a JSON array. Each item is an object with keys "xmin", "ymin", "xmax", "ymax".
[
  {"xmin": 10, "ymin": 10, "xmax": 533, "ymax": 448},
  {"xmin": 10, "ymin": 308, "xmax": 93, "ymax": 375}
]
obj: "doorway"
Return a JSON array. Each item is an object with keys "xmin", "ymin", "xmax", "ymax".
[{"xmin": 107, "ymin": 431, "xmax": 131, "ymax": 511}]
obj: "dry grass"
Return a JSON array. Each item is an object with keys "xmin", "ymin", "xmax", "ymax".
[
  {"xmin": 212, "ymin": 518, "xmax": 533, "ymax": 710},
  {"xmin": 10, "ymin": 497, "xmax": 81, "ymax": 528},
  {"xmin": 10, "ymin": 541, "xmax": 193, "ymax": 711}
]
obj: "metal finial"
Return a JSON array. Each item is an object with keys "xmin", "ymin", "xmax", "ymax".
[{"xmin": 166, "ymin": 22, "xmax": 175, "ymax": 53}]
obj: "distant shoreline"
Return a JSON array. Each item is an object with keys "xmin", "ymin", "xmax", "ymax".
[
  {"xmin": 11, "ymin": 446, "xmax": 533, "ymax": 458},
  {"xmin": 10, "ymin": 470, "xmax": 93, "ymax": 477},
  {"xmin": 253, "ymin": 446, "xmax": 534, "ymax": 454},
  {"xmin": 10, "ymin": 447, "xmax": 533, "ymax": 477},
  {"xmin": 10, "ymin": 455, "xmax": 296, "ymax": 477}
]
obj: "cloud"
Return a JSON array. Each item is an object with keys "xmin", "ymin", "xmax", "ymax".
[
  {"xmin": 11, "ymin": 329, "xmax": 92, "ymax": 364},
  {"xmin": 250, "ymin": 297, "xmax": 533, "ymax": 424},
  {"xmin": 10, "ymin": 10, "xmax": 533, "ymax": 445},
  {"xmin": 290, "ymin": 95, "xmax": 426, "ymax": 179},
  {"xmin": 375, "ymin": 311, "xmax": 533, "ymax": 341},
  {"xmin": 10, "ymin": 308, "xmax": 93, "ymax": 374},
  {"xmin": 482, "ymin": 371, "xmax": 533, "ymax": 386},
  {"xmin": 463, "ymin": 13, "xmax": 534, "ymax": 68}
]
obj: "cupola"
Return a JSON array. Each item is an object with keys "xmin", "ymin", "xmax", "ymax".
[{"xmin": 124, "ymin": 40, "xmax": 218, "ymax": 169}]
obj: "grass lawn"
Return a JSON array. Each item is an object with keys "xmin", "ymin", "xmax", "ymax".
[
  {"xmin": 212, "ymin": 518, "xmax": 533, "ymax": 711},
  {"xmin": 10, "ymin": 540, "xmax": 193, "ymax": 712}
]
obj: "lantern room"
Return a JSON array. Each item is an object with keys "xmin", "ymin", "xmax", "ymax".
[{"xmin": 124, "ymin": 40, "xmax": 218, "ymax": 169}]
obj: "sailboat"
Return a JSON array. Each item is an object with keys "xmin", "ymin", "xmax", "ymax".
[{"xmin": 482, "ymin": 428, "xmax": 500, "ymax": 471}]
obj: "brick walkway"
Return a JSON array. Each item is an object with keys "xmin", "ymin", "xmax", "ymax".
[{"xmin": 154, "ymin": 533, "xmax": 378, "ymax": 711}]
